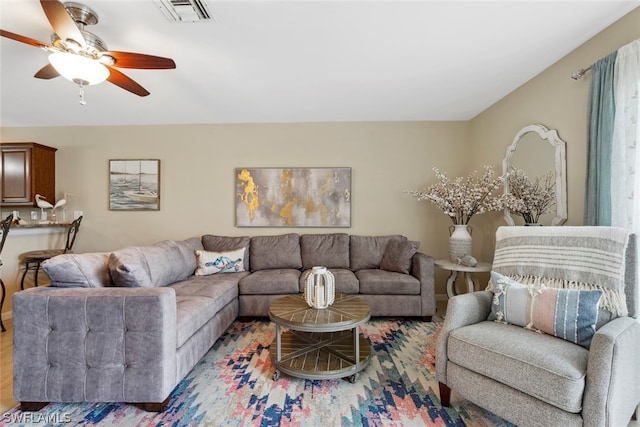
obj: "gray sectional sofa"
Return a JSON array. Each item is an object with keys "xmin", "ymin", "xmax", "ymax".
[{"xmin": 12, "ymin": 232, "xmax": 435, "ymax": 411}]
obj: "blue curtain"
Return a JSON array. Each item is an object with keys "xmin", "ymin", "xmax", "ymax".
[{"xmin": 583, "ymin": 51, "xmax": 617, "ymax": 226}]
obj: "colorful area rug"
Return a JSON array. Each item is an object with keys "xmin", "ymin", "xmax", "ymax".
[{"xmin": 3, "ymin": 318, "xmax": 513, "ymax": 426}]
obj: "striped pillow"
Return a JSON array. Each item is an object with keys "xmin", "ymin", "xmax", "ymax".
[{"xmin": 488, "ymin": 271, "xmax": 603, "ymax": 348}]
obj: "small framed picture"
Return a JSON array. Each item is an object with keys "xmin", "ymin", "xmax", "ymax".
[{"xmin": 109, "ymin": 159, "xmax": 160, "ymax": 211}]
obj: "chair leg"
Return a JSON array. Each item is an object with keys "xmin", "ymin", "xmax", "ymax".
[
  {"xmin": 0, "ymin": 278, "xmax": 5, "ymax": 332},
  {"xmin": 34, "ymin": 262, "xmax": 41, "ymax": 287},
  {"xmin": 20, "ymin": 262, "xmax": 29, "ymax": 290},
  {"xmin": 439, "ymin": 382, "xmax": 451, "ymax": 407}
]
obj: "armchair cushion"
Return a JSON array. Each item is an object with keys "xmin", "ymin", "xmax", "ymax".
[
  {"xmin": 448, "ymin": 321, "xmax": 589, "ymax": 413},
  {"xmin": 488, "ymin": 271, "xmax": 603, "ymax": 348}
]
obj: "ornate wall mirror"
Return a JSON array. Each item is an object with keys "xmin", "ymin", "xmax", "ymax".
[{"xmin": 503, "ymin": 124, "xmax": 567, "ymax": 226}]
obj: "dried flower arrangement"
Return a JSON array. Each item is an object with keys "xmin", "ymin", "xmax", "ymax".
[
  {"xmin": 406, "ymin": 165, "xmax": 506, "ymax": 225},
  {"xmin": 504, "ymin": 168, "xmax": 556, "ymax": 224}
]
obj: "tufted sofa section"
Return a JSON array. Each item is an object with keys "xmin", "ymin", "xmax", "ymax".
[{"xmin": 13, "ymin": 288, "xmax": 177, "ymax": 407}]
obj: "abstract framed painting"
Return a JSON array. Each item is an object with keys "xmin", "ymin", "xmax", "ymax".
[
  {"xmin": 235, "ymin": 167, "xmax": 351, "ymax": 227},
  {"xmin": 109, "ymin": 159, "xmax": 160, "ymax": 211}
]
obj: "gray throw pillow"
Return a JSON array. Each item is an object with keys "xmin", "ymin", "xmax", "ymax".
[
  {"xmin": 350, "ymin": 235, "xmax": 406, "ymax": 271},
  {"xmin": 109, "ymin": 240, "xmax": 196, "ymax": 287},
  {"xmin": 42, "ymin": 253, "xmax": 113, "ymax": 288},
  {"xmin": 379, "ymin": 239, "xmax": 420, "ymax": 274}
]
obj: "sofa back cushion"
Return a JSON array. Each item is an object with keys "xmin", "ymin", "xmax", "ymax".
[
  {"xmin": 250, "ymin": 233, "xmax": 301, "ymax": 271},
  {"xmin": 300, "ymin": 233, "xmax": 350, "ymax": 270},
  {"xmin": 109, "ymin": 237, "xmax": 202, "ymax": 288},
  {"xmin": 156, "ymin": 237, "xmax": 203, "ymax": 274},
  {"xmin": 350, "ymin": 235, "xmax": 406, "ymax": 271},
  {"xmin": 42, "ymin": 252, "xmax": 113, "ymax": 288},
  {"xmin": 202, "ymin": 234, "xmax": 250, "ymax": 271}
]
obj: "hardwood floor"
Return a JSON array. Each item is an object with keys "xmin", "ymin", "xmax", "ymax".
[{"xmin": 0, "ymin": 319, "xmax": 17, "ymax": 414}]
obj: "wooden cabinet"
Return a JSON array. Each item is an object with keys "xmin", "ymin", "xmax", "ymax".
[{"xmin": 1, "ymin": 143, "xmax": 57, "ymax": 207}]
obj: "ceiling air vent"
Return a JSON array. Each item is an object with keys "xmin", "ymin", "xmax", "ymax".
[{"xmin": 154, "ymin": 0, "xmax": 212, "ymax": 22}]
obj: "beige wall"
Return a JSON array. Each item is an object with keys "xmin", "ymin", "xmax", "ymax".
[
  {"xmin": 0, "ymin": 121, "xmax": 469, "ymax": 314},
  {"xmin": 469, "ymin": 7, "xmax": 640, "ymax": 260},
  {"xmin": 1, "ymin": 6, "xmax": 638, "ymax": 320}
]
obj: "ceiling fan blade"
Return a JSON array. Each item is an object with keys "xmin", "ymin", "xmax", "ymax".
[
  {"xmin": 106, "ymin": 67, "xmax": 150, "ymax": 97},
  {"xmin": 106, "ymin": 51, "xmax": 176, "ymax": 69},
  {"xmin": 34, "ymin": 64, "xmax": 60, "ymax": 79},
  {"xmin": 0, "ymin": 29, "xmax": 50, "ymax": 48},
  {"xmin": 40, "ymin": 0, "xmax": 86, "ymax": 47}
]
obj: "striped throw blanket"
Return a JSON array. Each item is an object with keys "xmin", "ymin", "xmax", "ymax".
[{"xmin": 491, "ymin": 226, "xmax": 631, "ymax": 317}]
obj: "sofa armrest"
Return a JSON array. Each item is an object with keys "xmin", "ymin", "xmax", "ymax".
[
  {"xmin": 583, "ymin": 316, "xmax": 640, "ymax": 427},
  {"xmin": 13, "ymin": 286, "xmax": 178, "ymax": 404},
  {"xmin": 435, "ymin": 291, "xmax": 492, "ymax": 385},
  {"xmin": 411, "ymin": 251, "xmax": 436, "ymax": 318}
]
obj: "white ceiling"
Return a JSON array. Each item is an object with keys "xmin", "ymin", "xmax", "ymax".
[{"xmin": 0, "ymin": 0, "xmax": 638, "ymax": 128}]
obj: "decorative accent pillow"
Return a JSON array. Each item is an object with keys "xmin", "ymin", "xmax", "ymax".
[
  {"xmin": 195, "ymin": 248, "xmax": 246, "ymax": 275},
  {"xmin": 379, "ymin": 239, "xmax": 420, "ymax": 274},
  {"xmin": 488, "ymin": 271, "xmax": 603, "ymax": 348},
  {"xmin": 201, "ymin": 235, "xmax": 250, "ymax": 271}
]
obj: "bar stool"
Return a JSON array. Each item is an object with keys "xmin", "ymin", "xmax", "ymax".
[
  {"xmin": 20, "ymin": 216, "xmax": 83, "ymax": 290},
  {"xmin": 0, "ymin": 213, "xmax": 14, "ymax": 332}
]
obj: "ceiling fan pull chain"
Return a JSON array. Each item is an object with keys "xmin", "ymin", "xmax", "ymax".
[{"xmin": 78, "ymin": 82, "xmax": 87, "ymax": 106}]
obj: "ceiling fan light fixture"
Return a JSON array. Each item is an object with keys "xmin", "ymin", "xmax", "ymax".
[{"xmin": 48, "ymin": 51, "xmax": 109, "ymax": 85}]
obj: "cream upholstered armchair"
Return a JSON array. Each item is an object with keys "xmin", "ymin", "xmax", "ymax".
[{"xmin": 436, "ymin": 226, "xmax": 639, "ymax": 427}]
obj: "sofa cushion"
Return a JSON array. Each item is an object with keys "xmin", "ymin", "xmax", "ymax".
[
  {"xmin": 109, "ymin": 238, "xmax": 200, "ymax": 288},
  {"xmin": 42, "ymin": 253, "xmax": 113, "ymax": 288},
  {"xmin": 356, "ymin": 269, "xmax": 420, "ymax": 295},
  {"xmin": 380, "ymin": 239, "xmax": 420, "ymax": 274},
  {"xmin": 488, "ymin": 272, "xmax": 603, "ymax": 348},
  {"xmin": 448, "ymin": 321, "xmax": 589, "ymax": 413},
  {"xmin": 171, "ymin": 276, "xmax": 239, "ymax": 348},
  {"xmin": 195, "ymin": 248, "xmax": 246, "ymax": 275},
  {"xmin": 250, "ymin": 233, "xmax": 301, "ymax": 271},
  {"xmin": 238, "ymin": 269, "xmax": 301, "ymax": 294},
  {"xmin": 299, "ymin": 268, "xmax": 359, "ymax": 294},
  {"xmin": 350, "ymin": 235, "xmax": 406, "ymax": 271},
  {"xmin": 300, "ymin": 233, "xmax": 350, "ymax": 270},
  {"xmin": 155, "ymin": 237, "xmax": 203, "ymax": 275},
  {"xmin": 201, "ymin": 235, "xmax": 250, "ymax": 271}
]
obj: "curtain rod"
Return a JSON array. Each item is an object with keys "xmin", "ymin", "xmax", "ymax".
[{"xmin": 571, "ymin": 66, "xmax": 591, "ymax": 80}]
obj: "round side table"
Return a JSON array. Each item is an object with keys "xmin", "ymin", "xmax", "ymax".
[{"xmin": 434, "ymin": 259, "xmax": 492, "ymax": 298}]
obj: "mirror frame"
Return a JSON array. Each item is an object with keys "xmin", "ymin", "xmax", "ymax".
[{"xmin": 503, "ymin": 124, "xmax": 567, "ymax": 226}]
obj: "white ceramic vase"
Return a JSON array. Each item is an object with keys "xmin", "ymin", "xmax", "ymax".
[
  {"xmin": 303, "ymin": 266, "xmax": 335, "ymax": 309},
  {"xmin": 448, "ymin": 224, "xmax": 472, "ymax": 262}
]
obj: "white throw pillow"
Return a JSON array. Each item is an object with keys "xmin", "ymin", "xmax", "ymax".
[{"xmin": 195, "ymin": 247, "xmax": 246, "ymax": 275}]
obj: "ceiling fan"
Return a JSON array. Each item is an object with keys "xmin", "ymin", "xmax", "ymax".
[{"xmin": 0, "ymin": 0, "xmax": 176, "ymax": 103}]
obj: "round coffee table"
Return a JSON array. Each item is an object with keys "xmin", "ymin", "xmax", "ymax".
[{"xmin": 268, "ymin": 293, "xmax": 371, "ymax": 382}]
